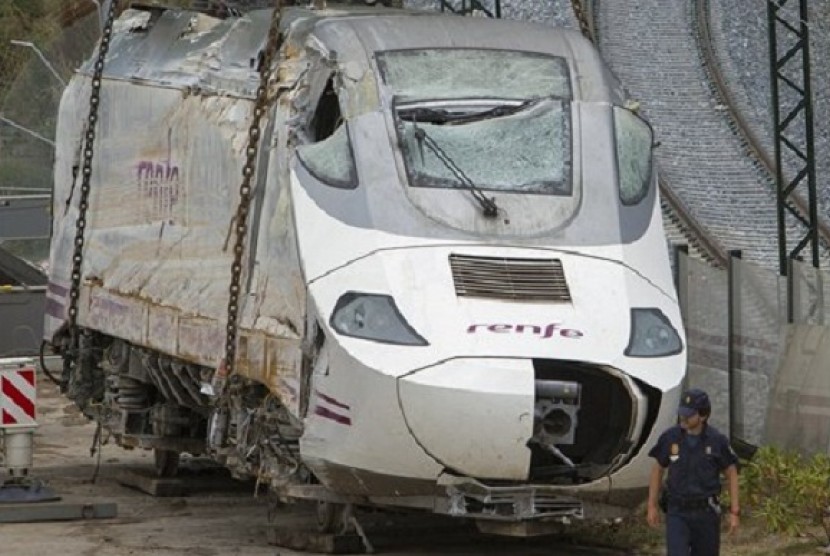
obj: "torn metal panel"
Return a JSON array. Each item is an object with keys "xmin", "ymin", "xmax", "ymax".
[
  {"xmin": 95, "ymin": 8, "xmax": 273, "ymax": 98},
  {"xmin": 177, "ymin": 316, "xmax": 224, "ymax": 366},
  {"xmin": 147, "ymin": 304, "xmax": 179, "ymax": 356},
  {"xmin": 236, "ymin": 330, "xmax": 265, "ymax": 378},
  {"xmin": 52, "ymin": 76, "xmax": 254, "ymax": 364},
  {"xmin": 82, "ymin": 287, "xmax": 147, "ymax": 346},
  {"xmin": 265, "ymin": 336, "xmax": 303, "ymax": 417},
  {"xmin": 51, "ymin": 7, "xmax": 321, "ymax": 367}
]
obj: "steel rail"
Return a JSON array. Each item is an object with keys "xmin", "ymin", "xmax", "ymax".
[
  {"xmin": 658, "ymin": 176, "xmax": 729, "ymax": 267},
  {"xmin": 695, "ymin": 0, "xmax": 830, "ymax": 258},
  {"xmin": 576, "ymin": 0, "xmax": 728, "ymax": 268}
]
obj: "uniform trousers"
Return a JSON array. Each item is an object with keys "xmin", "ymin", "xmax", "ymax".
[{"xmin": 665, "ymin": 507, "xmax": 720, "ymax": 556}]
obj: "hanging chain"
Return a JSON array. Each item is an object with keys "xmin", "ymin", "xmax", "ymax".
[
  {"xmin": 570, "ymin": 0, "xmax": 595, "ymax": 43},
  {"xmin": 62, "ymin": 0, "xmax": 119, "ymax": 386},
  {"xmin": 224, "ymin": 3, "xmax": 284, "ymax": 379}
]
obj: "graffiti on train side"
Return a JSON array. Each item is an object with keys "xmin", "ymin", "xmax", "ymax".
[{"xmin": 136, "ymin": 130, "xmax": 185, "ymax": 223}]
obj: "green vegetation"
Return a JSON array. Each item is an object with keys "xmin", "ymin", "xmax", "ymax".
[
  {"xmin": 560, "ymin": 446, "xmax": 830, "ymax": 554},
  {"xmin": 741, "ymin": 446, "xmax": 830, "ymax": 544},
  {"xmin": 0, "ymin": 0, "xmax": 57, "ymax": 94}
]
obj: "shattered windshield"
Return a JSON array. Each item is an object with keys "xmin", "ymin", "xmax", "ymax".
[
  {"xmin": 398, "ymin": 99, "xmax": 572, "ymax": 195},
  {"xmin": 378, "ymin": 49, "xmax": 573, "ymax": 196},
  {"xmin": 376, "ymin": 49, "xmax": 571, "ymax": 101}
]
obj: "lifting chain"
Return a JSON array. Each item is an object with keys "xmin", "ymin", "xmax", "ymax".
[
  {"xmin": 224, "ymin": 2, "xmax": 285, "ymax": 379},
  {"xmin": 62, "ymin": 0, "xmax": 119, "ymax": 387},
  {"xmin": 570, "ymin": 0, "xmax": 595, "ymax": 43}
]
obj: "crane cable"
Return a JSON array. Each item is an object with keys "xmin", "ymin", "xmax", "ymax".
[
  {"xmin": 61, "ymin": 0, "xmax": 119, "ymax": 390},
  {"xmin": 223, "ymin": 2, "xmax": 285, "ymax": 383}
]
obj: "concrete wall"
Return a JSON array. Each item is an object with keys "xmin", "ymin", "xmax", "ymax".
[{"xmin": 765, "ymin": 324, "xmax": 830, "ymax": 455}]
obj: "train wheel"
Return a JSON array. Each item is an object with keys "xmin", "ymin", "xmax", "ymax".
[
  {"xmin": 153, "ymin": 449, "xmax": 180, "ymax": 478},
  {"xmin": 316, "ymin": 501, "xmax": 350, "ymax": 534}
]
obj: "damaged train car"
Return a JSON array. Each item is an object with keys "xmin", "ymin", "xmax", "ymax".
[{"xmin": 45, "ymin": 2, "xmax": 686, "ymax": 534}]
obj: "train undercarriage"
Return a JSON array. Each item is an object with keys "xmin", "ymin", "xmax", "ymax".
[{"xmin": 61, "ymin": 328, "xmax": 661, "ymax": 536}]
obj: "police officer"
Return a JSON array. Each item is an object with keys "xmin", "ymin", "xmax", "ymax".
[{"xmin": 646, "ymin": 388, "xmax": 740, "ymax": 555}]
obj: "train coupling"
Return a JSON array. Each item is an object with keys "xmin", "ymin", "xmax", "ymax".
[{"xmin": 435, "ymin": 475, "xmax": 584, "ymax": 524}]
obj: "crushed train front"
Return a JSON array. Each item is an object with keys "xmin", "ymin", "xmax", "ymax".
[{"xmin": 288, "ymin": 13, "xmax": 686, "ymax": 522}]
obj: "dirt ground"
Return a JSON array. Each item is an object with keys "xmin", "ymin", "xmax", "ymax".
[{"xmin": 1, "ymin": 371, "xmax": 633, "ymax": 556}]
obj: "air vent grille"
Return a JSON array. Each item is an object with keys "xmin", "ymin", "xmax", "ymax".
[{"xmin": 449, "ymin": 254, "xmax": 571, "ymax": 302}]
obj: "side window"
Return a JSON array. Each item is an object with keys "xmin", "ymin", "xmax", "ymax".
[
  {"xmin": 310, "ymin": 78, "xmax": 341, "ymax": 141},
  {"xmin": 297, "ymin": 77, "xmax": 357, "ymax": 189},
  {"xmin": 614, "ymin": 106, "xmax": 653, "ymax": 206}
]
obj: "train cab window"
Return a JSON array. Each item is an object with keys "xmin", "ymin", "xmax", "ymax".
[
  {"xmin": 310, "ymin": 78, "xmax": 342, "ymax": 141},
  {"xmin": 397, "ymin": 99, "xmax": 571, "ymax": 195},
  {"xmin": 378, "ymin": 49, "xmax": 573, "ymax": 195},
  {"xmin": 614, "ymin": 106, "xmax": 653, "ymax": 206},
  {"xmin": 296, "ymin": 78, "xmax": 357, "ymax": 189}
]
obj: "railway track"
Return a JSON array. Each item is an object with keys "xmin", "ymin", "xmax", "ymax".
[
  {"xmin": 694, "ymin": 0, "xmax": 830, "ymax": 264},
  {"xmin": 572, "ymin": 0, "xmax": 728, "ymax": 267},
  {"xmin": 588, "ymin": 0, "xmax": 827, "ymax": 276}
]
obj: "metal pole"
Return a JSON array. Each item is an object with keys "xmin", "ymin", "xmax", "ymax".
[
  {"xmin": 799, "ymin": 0, "xmax": 819, "ymax": 269},
  {"xmin": 767, "ymin": 1, "xmax": 786, "ymax": 277},
  {"xmin": 9, "ymin": 40, "xmax": 66, "ymax": 88},
  {"xmin": 674, "ymin": 244, "xmax": 689, "ymax": 325},
  {"xmin": 90, "ymin": 0, "xmax": 104, "ymax": 34},
  {"xmin": 675, "ymin": 244, "xmax": 690, "ymax": 391},
  {"xmin": 727, "ymin": 249, "xmax": 742, "ymax": 442},
  {"xmin": 767, "ymin": 0, "xmax": 819, "ymax": 273},
  {"xmin": 0, "ymin": 187, "xmax": 51, "ymax": 193},
  {"xmin": 0, "ymin": 115, "xmax": 55, "ymax": 147},
  {"xmin": 787, "ymin": 256, "xmax": 795, "ymax": 324}
]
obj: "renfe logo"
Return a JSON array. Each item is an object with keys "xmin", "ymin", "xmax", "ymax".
[{"xmin": 467, "ymin": 323, "xmax": 584, "ymax": 339}]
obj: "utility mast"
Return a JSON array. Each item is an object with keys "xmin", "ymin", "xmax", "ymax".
[{"xmin": 768, "ymin": 0, "xmax": 819, "ymax": 274}]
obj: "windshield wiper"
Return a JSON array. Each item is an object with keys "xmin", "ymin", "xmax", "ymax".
[
  {"xmin": 397, "ymin": 106, "xmax": 452, "ymax": 124},
  {"xmin": 411, "ymin": 125, "xmax": 499, "ymax": 218},
  {"xmin": 398, "ymin": 99, "xmax": 538, "ymax": 125},
  {"xmin": 445, "ymin": 98, "xmax": 539, "ymax": 124}
]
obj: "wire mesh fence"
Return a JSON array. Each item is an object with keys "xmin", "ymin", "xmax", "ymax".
[{"xmin": 680, "ymin": 250, "xmax": 830, "ymax": 456}]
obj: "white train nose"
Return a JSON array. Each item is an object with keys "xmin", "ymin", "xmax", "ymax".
[{"xmin": 397, "ymin": 358, "xmax": 535, "ymax": 480}]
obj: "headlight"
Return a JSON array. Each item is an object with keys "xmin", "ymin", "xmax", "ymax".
[
  {"xmin": 330, "ymin": 292, "xmax": 428, "ymax": 346},
  {"xmin": 624, "ymin": 308, "xmax": 683, "ymax": 357}
]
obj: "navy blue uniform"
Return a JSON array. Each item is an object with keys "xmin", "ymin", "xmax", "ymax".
[{"xmin": 648, "ymin": 424, "xmax": 738, "ymax": 556}]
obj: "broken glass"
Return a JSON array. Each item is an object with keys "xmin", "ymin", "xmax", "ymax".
[
  {"xmin": 377, "ymin": 49, "xmax": 571, "ymax": 101},
  {"xmin": 614, "ymin": 107, "xmax": 653, "ymax": 206},
  {"xmin": 296, "ymin": 124, "xmax": 356, "ymax": 188},
  {"xmin": 399, "ymin": 99, "xmax": 571, "ymax": 195}
]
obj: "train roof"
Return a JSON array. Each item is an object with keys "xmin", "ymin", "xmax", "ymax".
[{"xmin": 85, "ymin": 5, "xmax": 622, "ymax": 103}]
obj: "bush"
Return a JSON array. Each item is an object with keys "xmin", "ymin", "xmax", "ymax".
[{"xmin": 740, "ymin": 445, "xmax": 830, "ymax": 543}]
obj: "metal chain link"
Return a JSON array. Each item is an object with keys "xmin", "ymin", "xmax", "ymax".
[
  {"xmin": 63, "ymin": 0, "xmax": 119, "ymax": 386},
  {"xmin": 224, "ymin": 2, "xmax": 284, "ymax": 378},
  {"xmin": 571, "ymin": 0, "xmax": 595, "ymax": 43}
]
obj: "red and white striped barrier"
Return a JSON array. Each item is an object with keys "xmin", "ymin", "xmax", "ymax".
[{"xmin": 0, "ymin": 358, "xmax": 37, "ymax": 429}]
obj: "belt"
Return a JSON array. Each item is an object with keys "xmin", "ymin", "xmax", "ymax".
[{"xmin": 669, "ymin": 496, "xmax": 719, "ymax": 511}]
